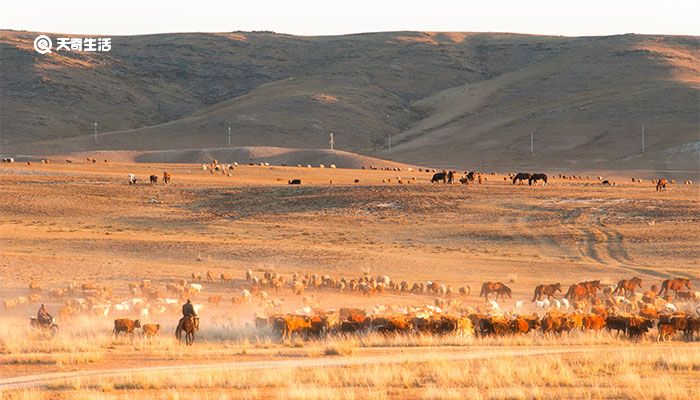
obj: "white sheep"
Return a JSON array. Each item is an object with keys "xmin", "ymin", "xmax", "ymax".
[
  {"xmin": 535, "ymin": 298, "xmax": 550, "ymax": 310},
  {"xmin": 240, "ymin": 289, "xmax": 251, "ymax": 304},
  {"xmin": 188, "ymin": 283, "xmax": 203, "ymax": 293},
  {"xmin": 561, "ymin": 298, "xmax": 570, "ymax": 310}
]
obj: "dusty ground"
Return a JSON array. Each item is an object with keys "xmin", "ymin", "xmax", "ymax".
[{"xmin": 0, "ymin": 161, "xmax": 698, "ymax": 398}]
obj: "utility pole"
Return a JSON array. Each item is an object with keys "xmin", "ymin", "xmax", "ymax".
[
  {"xmin": 530, "ymin": 132, "xmax": 534, "ymax": 155},
  {"xmin": 388, "ymin": 134, "xmax": 391, "ymax": 153},
  {"xmin": 228, "ymin": 126, "xmax": 231, "ymax": 147},
  {"xmin": 329, "ymin": 132, "xmax": 334, "ymax": 150},
  {"xmin": 94, "ymin": 122, "xmax": 97, "ymax": 144},
  {"xmin": 641, "ymin": 124, "xmax": 645, "ymax": 153}
]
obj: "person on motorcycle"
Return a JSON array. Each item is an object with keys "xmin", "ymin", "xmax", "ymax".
[
  {"xmin": 181, "ymin": 299, "xmax": 199, "ymax": 331},
  {"xmin": 37, "ymin": 304, "xmax": 53, "ymax": 326}
]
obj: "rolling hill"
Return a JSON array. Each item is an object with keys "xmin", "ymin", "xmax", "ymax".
[{"xmin": 0, "ymin": 30, "xmax": 698, "ymax": 171}]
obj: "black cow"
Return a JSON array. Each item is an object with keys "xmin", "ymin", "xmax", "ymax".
[
  {"xmin": 149, "ymin": 175, "xmax": 158, "ymax": 184},
  {"xmin": 431, "ymin": 172, "xmax": 448, "ymax": 184},
  {"xmin": 288, "ymin": 179, "xmax": 302, "ymax": 185}
]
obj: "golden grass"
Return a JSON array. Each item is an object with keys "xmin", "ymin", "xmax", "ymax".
[{"xmin": 5, "ymin": 347, "xmax": 699, "ymax": 399}]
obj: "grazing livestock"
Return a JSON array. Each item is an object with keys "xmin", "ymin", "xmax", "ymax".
[
  {"xmin": 288, "ymin": 179, "xmax": 301, "ymax": 185},
  {"xmin": 528, "ymin": 173, "xmax": 547, "ymax": 186},
  {"xmin": 656, "ymin": 179, "xmax": 668, "ymax": 191},
  {"xmin": 431, "ymin": 172, "xmax": 448, "ymax": 184},
  {"xmin": 658, "ymin": 278, "xmax": 692, "ymax": 297},
  {"xmin": 128, "ymin": 174, "xmax": 138, "ymax": 185},
  {"xmin": 512, "ymin": 173, "xmax": 531, "ymax": 185},
  {"xmin": 282, "ymin": 315, "xmax": 312, "ymax": 340},
  {"xmin": 142, "ymin": 323, "xmax": 161, "ymax": 337},
  {"xmin": 582, "ymin": 314, "xmax": 606, "ymax": 331},
  {"xmin": 149, "ymin": 175, "xmax": 158, "ymax": 185},
  {"xmin": 163, "ymin": 171, "xmax": 171, "ymax": 184},
  {"xmin": 113, "ymin": 319, "xmax": 141, "ymax": 337},
  {"xmin": 479, "ymin": 282, "xmax": 512, "ymax": 301},
  {"xmin": 532, "ymin": 283, "xmax": 561, "ymax": 301}
]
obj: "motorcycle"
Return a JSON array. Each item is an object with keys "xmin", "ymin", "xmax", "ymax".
[{"xmin": 29, "ymin": 316, "xmax": 59, "ymax": 337}]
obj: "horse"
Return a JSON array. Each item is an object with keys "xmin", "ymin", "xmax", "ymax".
[
  {"xmin": 176, "ymin": 316, "xmax": 197, "ymax": 345},
  {"xmin": 656, "ymin": 179, "xmax": 668, "ymax": 191},
  {"xmin": 528, "ymin": 173, "xmax": 547, "ymax": 186},
  {"xmin": 565, "ymin": 280, "xmax": 601, "ymax": 301},
  {"xmin": 658, "ymin": 278, "xmax": 692, "ymax": 297},
  {"xmin": 480, "ymin": 282, "xmax": 512, "ymax": 301},
  {"xmin": 613, "ymin": 277, "xmax": 643, "ymax": 298},
  {"xmin": 512, "ymin": 173, "xmax": 531, "ymax": 185},
  {"xmin": 532, "ymin": 283, "xmax": 561, "ymax": 301}
]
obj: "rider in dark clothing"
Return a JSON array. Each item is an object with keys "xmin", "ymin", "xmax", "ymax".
[
  {"xmin": 181, "ymin": 299, "xmax": 199, "ymax": 330},
  {"xmin": 37, "ymin": 304, "xmax": 53, "ymax": 325},
  {"xmin": 182, "ymin": 299, "xmax": 196, "ymax": 317}
]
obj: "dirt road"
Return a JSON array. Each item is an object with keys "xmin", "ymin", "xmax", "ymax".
[{"xmin": 0, "ymin": 346, "xmax": 610, "ymax": 390}]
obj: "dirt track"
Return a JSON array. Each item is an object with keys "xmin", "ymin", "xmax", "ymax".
[{"xmin": 0, "ymin": 346, "xmax": 607, "ymax": 390}]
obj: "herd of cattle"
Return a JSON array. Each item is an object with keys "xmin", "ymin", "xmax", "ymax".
[
  {"xmin": 254, "ymin": 276, "xmax": 700, "ymax": 342},
  {"xmin": 6, "ymin": 270, "xmax": 699, "ymax": 344}
]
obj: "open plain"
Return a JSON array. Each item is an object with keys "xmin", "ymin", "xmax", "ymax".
[{"xmin": 1, "ymin": 160, "xmax": 699, "ymax": 399}]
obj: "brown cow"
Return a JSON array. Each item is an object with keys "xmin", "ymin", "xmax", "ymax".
[
  {"xmin": 511, "ymin": 315, "xmax": 541, "ymax": 333},
  {"xmin": 658, "ymin": 278, "xmax": 692, "ymax": 297},
  {"xmin": 142, "ymin": 323, "xmax": 161, "ymax": 337},
  {"xmin": 163, "ymin": 171, "xmax": 171, "ymax": 184},
  {"xmin": 532, "ymin": 283, "xmax": 561, "ymax": 301},
  {"xmin": 541, "ymin": 312, "xmax": 567, "ymax": 335},
  {"xmin": 282, "ymin": 315, "xmax": 312, "ymax": 340},
  {"xmin": 582, "ymin": 314, "xmax": 606, "ymax": 331},
  {"xmin": 656, "ymin": 178, "xmax": 668, "ymax": 191},
  {"xmin": 480, "ymin": 282, "xmax": 512, "ymax": 301},
  {"xmin": 113, "ymin": 319, "xmax": 141, "ymax": 336},
  {"xmin": 370, "ymin": 316, "xmax": 412, "ymax": 334}
]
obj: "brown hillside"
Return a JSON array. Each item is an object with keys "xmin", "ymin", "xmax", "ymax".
[{"xmin": 1, "ymin": 30, "xmax": 698, "ymax": 172}]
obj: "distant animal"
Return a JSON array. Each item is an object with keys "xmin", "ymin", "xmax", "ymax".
[
  {"xmin": 446, "ymin": 171, "xmax": 455, "ymax": 184},
  {"xmin": 656, "ymin": 178, "xmax": 668, "ymax": 191},
  {"xmin": 613, "ymin": 277, "xmax": 643, "ymax": 298},
  {"xmin": 431, "ymin": 172, "xmax": 447, "ymax": 184},
  {"xmin": 532, "ymin": 283, "xmax": 561, "ymax": 301},
  {"xmin": 149, "ymin": 175, "xmax": 158, "ymax": 184},
  {"xmin": 601, "ymin": 180, "xmax": 611, "ymax": 185},
  {"xmin": 479, "ymin": 281, "xmax": 512, "ymax": 301},
  {"xmin": 528, "ymin": 173, "xmax": 547, "ymax": 186},
  {"xmin": 163, "ymin": 171, "xmax": 171, "ymax": 184},
  {"xmin": 512, "ymin": 173, "xmax": 531, "ymax": 185},
  {"xmin": 288, "ymin": 179, "xmax": 301, "ymax": 185},
  {"xmin": 113, "ymin": 319, "xmax": 141, "ymax": 337},
  {"xmin": 128, "ymin": 174, "xmax": 137, "ymax": 185},
  {"xmin": 658, "ymin": 278, "xmax": 692, "ymax": 297}
]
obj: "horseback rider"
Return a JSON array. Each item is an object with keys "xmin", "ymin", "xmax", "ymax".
[
  {"xmin": 37, "ymin": 304, "xmax": 53, "ymax": 326},
  {"xmin": 181, "ymin": 299, "xmax": 199, "ymax": 331}
]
